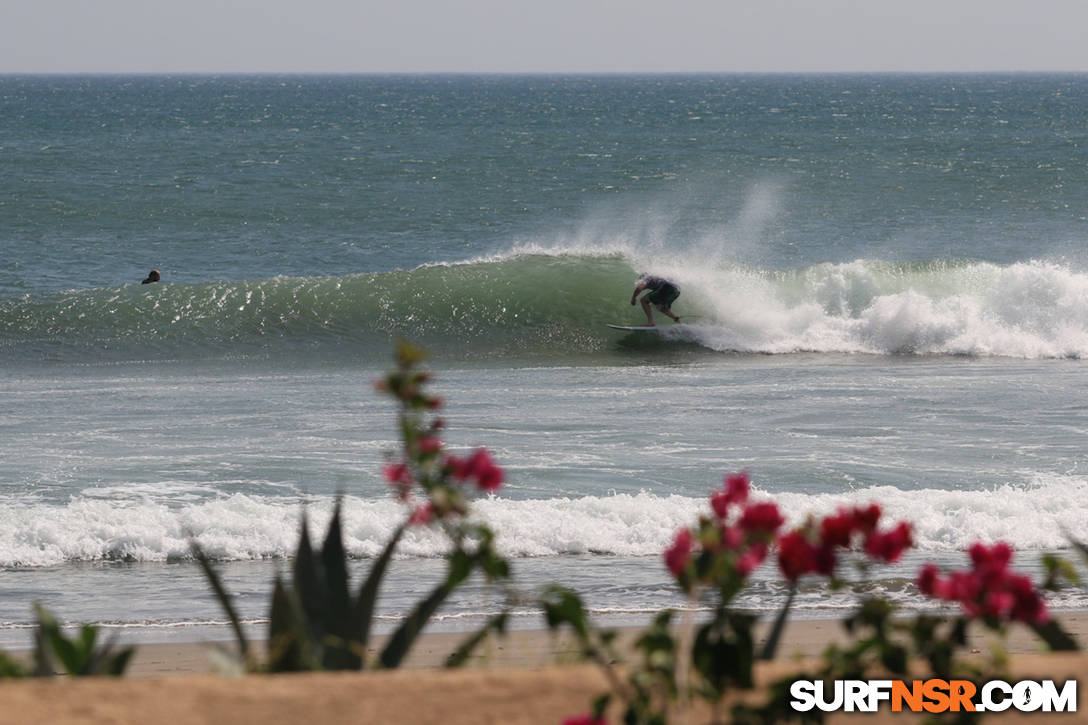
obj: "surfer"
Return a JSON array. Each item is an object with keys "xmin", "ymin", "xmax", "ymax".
[
  {"xmin": 630, "ymin": 274, "xmax": 681, "ymax": 326},
  {"xmin": 141, "ymin": 269, "xmax": 160, "ymax": 284}
]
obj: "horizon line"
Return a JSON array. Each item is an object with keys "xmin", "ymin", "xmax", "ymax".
[{"xmin": 3, "ymin": 69, "xmax": 1088, "ymax": 77}]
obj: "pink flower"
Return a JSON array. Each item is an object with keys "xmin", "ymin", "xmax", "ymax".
[
  {"xmin": 852, "ymin": 503, "xmax": 882, "ymax": 533},
  {"xmin": 383, "ymin": 462, "xmax": 411, "ymax": 484},
  {"xmin": 710, "ymin": 472, "xmax": 749, "ymax": 519},
  {"xmin": 720, "ymin": 525, "xmax": 743, "ymax": 550},
  {"xmin": 665, "ymin": 529, "xmax": 693, "ymax": 578},
  {"xmin": 1008, "ymin": 574, "xmax": 1049, "ymax": 625},
  {"xmin": 864, "ymin": 521, "xmax": 913, "ymax": 562},
  {"xmin": 916, "ymin": 540, "xmax": 1050, "ymax": 625},
  {"xmin": 777, "ymin": 530, "xmax": 818, "ymax": 581},
  {"xmin": 814, "ymin": 543, "xmax": 838, "ymax": 576},
  {"xmin": 738, "ymin": 501, "xmax": 785, "ymax": 536},
  {"xmin": 819, "ymin": 510, "xmax": 855, "ymax": 549},
  {"xmin": 736, "ymin": 548, "xmax": 765, "ymax": 577},
  {"xmin": 447, "ymin": 448, "xmax": 504, "ymax": 492},
  {"xmin": 724, "ymin": 472, "xmax": 750, "ymax": 505},
  {"xmin": 969, "ymin": 541, "xmax": 1012, "ymax": 571},
  {"xmin": 563, "ymin": 716, "xmax": 607, "ymax": 725},
  {"xmin": 408, "ymin": 502, "xmax": 434, "ymax": 526},
  {"xmin": 710, "ymin": 489, "xmax": 731, "ymax": 519},
  {"xmin": 417, "ymin": 437, "xmax": 443, "ymax": 454},
  {"xmin": 383, "ymin": 462, "xmax": 413, "ymax": 499},
  {"xmin": 917, "ymin": 563, "xmax": 941, "ymax": 596}
]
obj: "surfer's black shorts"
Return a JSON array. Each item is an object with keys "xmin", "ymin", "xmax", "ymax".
[{"xmin": 647, "ymin": 284, "xmax": 680, "ymax": 309}]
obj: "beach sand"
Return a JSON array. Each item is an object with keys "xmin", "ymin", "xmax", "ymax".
[
  {"xmin": 2, "ymin": 615, "xmax": 1087, "ymax": 723},
  {"xmin": 118, "ymin": 613, "xmax": 1088, "ymax": 676}
]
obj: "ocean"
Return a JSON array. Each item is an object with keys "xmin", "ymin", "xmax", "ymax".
[{"xmin": 2, "ymin": 74, "xmax": 1088, "ymax": 647}]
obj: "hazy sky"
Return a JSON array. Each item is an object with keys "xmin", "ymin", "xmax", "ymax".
[{"xmin": 2, "ymin": 0, "xmax": 1087, "ymax": 74}]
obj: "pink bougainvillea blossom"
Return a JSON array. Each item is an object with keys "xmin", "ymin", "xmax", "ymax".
[
  {"xmin": 562, "ymin": 715, "xmax": 608, "ymax": 725},
  {"xmin": 664, "ymin": 528, "xmax": 694, "ymax": 577},
  {"xmin": 665, "ymin": 473, "xmax": 784, "ymax": 586},
  {"xmin": 417, "ymin": 436, "xmax": 442, "ymax": 454},
  {"xmin": 447, "ymin": 448, "xmax": 504, "ymax": 492},
  {"xmin": 738, "ymin": 501, "xmax": 786, "ymax": 536},
  {"xmin": 917, "ymin": 541, "xmax": 1049, "ymax": 625},
  {"xmin": 383, "ymin": 461, "xmax": 414, "ymax": 500},
  {"xmin": 776, "ymin": 503, "xmax": 912, "ymax": 581},
  {"xmin": 408, "ymin": 502, "xmax": 434, "ymax": 527}
]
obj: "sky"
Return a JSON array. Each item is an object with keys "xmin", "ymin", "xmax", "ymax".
[{"xmin": 1, "ymin": 0, "xmax": 1087, "ymax": 74}]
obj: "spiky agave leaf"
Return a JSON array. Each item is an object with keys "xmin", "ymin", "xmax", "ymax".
[
  {"xmin": 191, "ymin": 541, "xmax": 251, "ymax": 663},
  {"xmin": 291, "ymin": 510, "xmax": 330, "ymax": 657},
  {"xmin": 31, "ymin": 604, "xmax": 134, "ymax": 677},
  {"xmin": 444, "ymin": 612, "xmax": 509, "ymax": 668},
  {"xmin": 355, "ymin": 521, "xmax": 408, "ymax": 665},
  {"xmin": 379, "ymin": 548, "xmax": 475, "ymax": 669},
  {"xmin": 319, "ymin": 501, "xmax": 362, "ymax": 669},
  {"xmin": 266, "ymin": 574, "xmax": 320, "ymax": 672}
]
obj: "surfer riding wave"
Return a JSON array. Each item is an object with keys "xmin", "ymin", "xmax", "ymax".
[{"xmin": 630, "ymin": 275, "xmax": 681, "ymax": 326}]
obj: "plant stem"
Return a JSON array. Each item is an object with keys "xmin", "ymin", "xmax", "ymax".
[
  {"xmin": 675, "ymin": 596, "xmax": 698, "ymax": 725},
  {"xmin": 759, "ymin": 581, "xmax": 796, "ymax": 661}
]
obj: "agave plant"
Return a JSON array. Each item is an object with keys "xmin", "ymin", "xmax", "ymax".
[
  {"xmin": 32, "ymin": 603, "xmax": 135, "ymax": 676},
  {"xmin": 0, "ymin": 604, "xmax": 134, "ymax": 679},
  {"xmin": 196, "ymin": 340, "xmax": 512, "ymax": 671}
]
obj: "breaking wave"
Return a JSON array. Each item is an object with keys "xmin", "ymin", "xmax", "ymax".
[{"xmin": 4, "ymin": 253, "xmax": 1088, "ymax": 363}]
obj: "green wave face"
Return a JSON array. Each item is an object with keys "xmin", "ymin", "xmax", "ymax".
[{"xmin": 0, "ymin": 254, "xmax": 643, "ymax": 364}]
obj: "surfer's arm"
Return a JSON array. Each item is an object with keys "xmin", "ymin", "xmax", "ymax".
[{"xmin": 630, "ymin": 282, "xmax": 647, "ymax": 305}]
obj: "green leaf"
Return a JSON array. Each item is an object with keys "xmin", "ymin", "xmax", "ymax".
[
  {"xmin": 0, "ymin": 650, "xmax": 27, "ymax": 678},
  {"xmin": 879, "ymin": 643, "xmax": 908, "ymax": 674},
  {"xmin": 1031, "ymin": 618, "xmax": 1079, "ymax": 651},
  {"xmin": 82, "ymin": 631, "xmax": 134, "ymax": 677},
  {"xmin": 445, "ymin": 612, "xmax": 509, "ymax": 668},
  {"xmin": 1042, "ymin": 552, "xmax": 1081, "ymax": 590},
  {"xmin": 355, "ymin": 521, "xmax": 408, "ymax": 660},
  {"xmin": 394, "ymin": 339, "xmax": 428, "ymax": 368},
  {"xmin": 34, "ymin": 603, "xmax": 89, "ymax": 676},
  {"xmin": 29, "ymin": 605, "xmax": 133, "ymax": 677},
  {"xmin": 32, "ymin": 604, "xmax": 58, "ymax": 676},
  {"xmin": 380, "ymin": 556, "xmax": 475, "ymax": 668},
  {"xmin": 79, "ymin": 625, "xmax": 98, "ymax": 655},
  {"xmin": 292, "ymin": 510, "xmax": 328, "ymax": 648},
  {"xmin": 1072, "ymin": 538, "xmax": 1088, "ymax": 566},
  {"xmin": 105, "ymin": 647, "xmax": 135, "ymax": 677},
  {"xmin": 320, "ymin": 501, "xmax": 362, "ymax": 670},
  {"xmin": 266, "ymin": 575, "xmax": 317, "ymax": 672},
  {"xmin": 541, "ymin": 586, "xmax": 590, "ymax": 639},
  {"xmin": 592, "ymin": 693, "xmax": 612, "ymax": 720},
  {"xmin": 191, "ymin": 541, "xmax": 250, "ymax": 661},
  {"xmin": 321, "ymin": 501, "xmax": 352, "ymax": 622},
  {"xmin": 759, "ymin": 581, "xmax": 795, "ymax": 660}
]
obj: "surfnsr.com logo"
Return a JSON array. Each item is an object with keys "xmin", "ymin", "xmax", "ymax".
[{"xmin": 789, "ymin": 679, "xmax": 1077, "ymax": 713}]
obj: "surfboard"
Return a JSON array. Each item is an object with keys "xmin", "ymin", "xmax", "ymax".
[{"xmin": 607, "ymin": 324, "xmax": 664, "ymax": 332}]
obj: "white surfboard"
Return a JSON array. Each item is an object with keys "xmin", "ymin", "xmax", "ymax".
[{"xmin": 607, "ymin": 324, "xmax": 664, "ymax": 332}]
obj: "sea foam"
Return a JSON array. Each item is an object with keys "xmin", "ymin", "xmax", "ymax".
[{"xmin": 2, "ymin": 474, "xmax": 1085, "ymax": 567}]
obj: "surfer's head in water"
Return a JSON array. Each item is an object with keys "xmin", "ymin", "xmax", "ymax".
[
  {"xmin": 142, "ymin": 269, "xmax": 160, "ymax": 284},
  {"xmin": 630, "ymin": 275, "xmax": 681, "ymax": 326}
]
